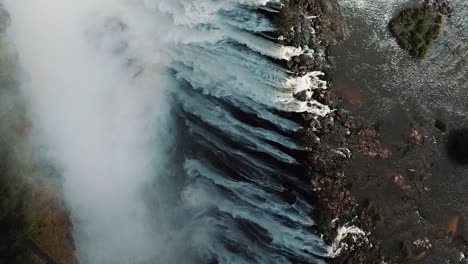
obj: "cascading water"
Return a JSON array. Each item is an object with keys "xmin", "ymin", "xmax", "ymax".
[{"xmin": 4, "ymin": 0, "xmax": 331, "ymax": 263}]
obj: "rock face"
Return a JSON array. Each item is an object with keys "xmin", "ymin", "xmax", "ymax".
[
  {"xmin": 0, "ymin": 7, "xmax": 77, "ymax": 264},
  {"xmin": 286, "ymin": 53, "xmax": 318, "ymax": 75}
]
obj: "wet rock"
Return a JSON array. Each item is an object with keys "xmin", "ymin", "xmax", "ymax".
[
  {"xmin": 293, "ymin": 90, "xmax": 311, "ymax": 101},
  {"xmin": 410, "ymin": 126, "xmax": 424, "ymax": 146},
  {"xmin": 287, "ymin": 54, "xmax": 318, "ymax": 74},
  {"xmin": 394, "ymin": 175, "xmax": 412, "ymax": 192},
  {"xmin": 413, "ymin": 237, "xmax": 432, "ymax": 250},
  {"xmin": 296, "ymin": 128, "xmax": 320, "ymax": 147},
  {"xmin": 313, "ymin": 89, "xmax": 337, "ymax": 107}
]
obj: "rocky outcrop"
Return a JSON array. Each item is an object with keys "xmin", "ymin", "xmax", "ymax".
[
  {"xmin": 275, "ymin": 0, "xmax": 344, "ymax": 48},
  {"xmin": 272, "ymin": 0, "xmax": 387, "ymax": 261},
  {"xmin": 273, "ymin": 0, "xmax": 343, "ymax": 75},
  {"xmin": 0, "ymin": 7, "xmax": 77, "ymax": 263}
]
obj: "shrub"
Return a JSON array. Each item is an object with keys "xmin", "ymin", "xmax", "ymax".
[{"xmin": 389, "ymin": 6, "xmax": 443, "ymax": 58}]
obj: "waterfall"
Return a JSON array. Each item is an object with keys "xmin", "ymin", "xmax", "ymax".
[{"xmin": 4, "ymin": 0, "xmax": 329, "ymax": 263}]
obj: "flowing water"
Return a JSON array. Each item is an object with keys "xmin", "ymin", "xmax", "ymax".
[
  {"xmin": 333, "ymin": 0, "xmax": 468, "ymax": 258},
  {"xmin": 333, "ymin": 0, "xmax": 468, "ymax": 195},
  {"xmin": 4, "ymin": 0, "xmax": 331, "ymax": 263},
  {"xmin": 335, "ymin": 0, "xmax": 467, "ymax": 119}
]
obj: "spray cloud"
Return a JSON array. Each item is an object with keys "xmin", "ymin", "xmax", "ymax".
[{"xmin": 4, "ymin": 0, "xmax": 178, "ymax": 262}]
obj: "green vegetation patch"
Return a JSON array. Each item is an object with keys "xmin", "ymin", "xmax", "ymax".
[{"xmin": 389, "ymin": 6, "xmax": 443, "ymax": 58}]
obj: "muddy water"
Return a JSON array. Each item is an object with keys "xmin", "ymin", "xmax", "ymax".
[{"xmin": 331, "ymin": 0, "xmax": 468, "ymax": 261}]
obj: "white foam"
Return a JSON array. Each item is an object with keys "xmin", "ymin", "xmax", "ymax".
[
  {"xmin": 284, "ymin": 71, "xmax": 328, "ymax": 93},
  {"xmin": 327, "ymin": 223, "xmax": 369, "ymax": 258},
  {"xmin": 226, "ymin": 25, "xmax": 304, "ymax": 60}
]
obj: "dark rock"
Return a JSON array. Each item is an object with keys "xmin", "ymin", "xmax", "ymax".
[
  {"xmin": 287, "ymin": 55, "xmax": 318, "ymax": 74},
  {"xmin": 274, "ymin": 0, "xmax": 344, "ymax": 49},
  {"xmin": 282, "ymin": 189, "xmax": 297, "ymax": 205},
  {"xmin": 447, "ymin": 128, "xmax": 468, "ymax": 165},
  {"xmin": 401, "ymin": 241, "xmax": 414, "ymax": 259},
  {"xmin": 293, "ymin": 90, "xmax": 310, "ymax": 101},
  {"xmin": 435, "ymin": 119, "xmax": 447, "ymax": 132}
]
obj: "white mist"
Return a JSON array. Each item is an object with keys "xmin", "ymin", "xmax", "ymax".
[{"xmin": 4, "ymin": 0, "xmax": 175, "ymax": 262}]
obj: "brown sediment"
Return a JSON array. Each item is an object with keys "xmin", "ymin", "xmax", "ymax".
[
  {"xmin": 334, "ymin": 83, "xmax": 366, "ymax": 108},
  {"xmin": 447, "ymin": 215, "xmax": 460, "ymax": 237}
]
